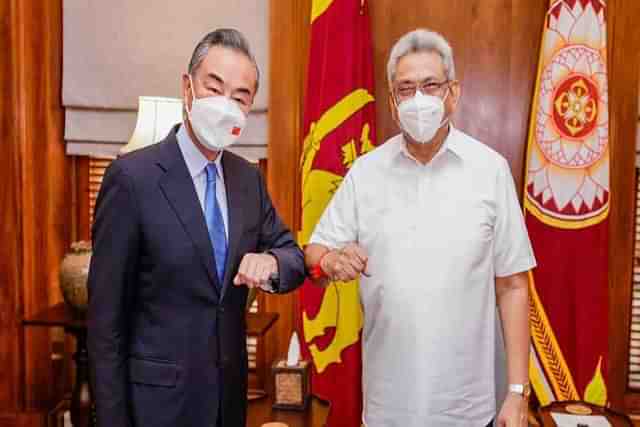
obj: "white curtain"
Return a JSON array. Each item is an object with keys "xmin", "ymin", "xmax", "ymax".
[{"xmin": 63, "ymin": 0, "xmax": 269, "ymax": 159}]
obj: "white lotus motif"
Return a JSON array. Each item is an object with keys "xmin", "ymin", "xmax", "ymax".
[{"xmin": 526, "ymin": 0, "xmax": 609, "ymax": 226}]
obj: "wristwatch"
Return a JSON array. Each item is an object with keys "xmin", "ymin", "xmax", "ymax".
[
  {"xmin": 261, "ymin": 252, "xmax": 280, "ymax": 293},
  {"xmin": 508, "ymin": 383, "xmax": 531, "ymax": 398}
]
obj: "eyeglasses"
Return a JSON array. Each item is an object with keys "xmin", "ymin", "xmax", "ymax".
[{"xmin": 393, "ymin": 79, "xmax": 450, "ymax": 101}]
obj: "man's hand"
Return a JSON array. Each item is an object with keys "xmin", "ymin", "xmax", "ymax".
[
  {"xmin": 496, "ymin": 393, "xmax": 527, "ymax": 427},
  {"xmin": 233, "ymin": 253, "xmax": 278, "ymax": 288},
  {"xmin": 321, "ymin": 243, "xmax": 368, "ymax": 282}
]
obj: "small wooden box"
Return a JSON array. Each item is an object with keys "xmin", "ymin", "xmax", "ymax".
[{"xmin": 271, "ymin": 358, "xmax": 311, "ymax": 410}]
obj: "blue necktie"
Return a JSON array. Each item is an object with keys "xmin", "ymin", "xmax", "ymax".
[{"xmin": 205, "ymin": 163, "xmax": 228, "ymax": 286}]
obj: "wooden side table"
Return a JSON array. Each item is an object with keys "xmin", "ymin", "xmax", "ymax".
[
  {"xmin": 23, "ymin": 303, "xmax": 93, "ymax": 427},
  {"xmin": 248, "ymin": 395, "xmax": 330, "ymax": 427},
  {"xmin": 539, "ymin": 401, "xmax": 632, "ymax": 426},
  {"xmin": 246, "ymin": 312, "xmax": 279, "ymax": 400},
  {"xmin": 24, "ymin": 303, "xmax": 281, "ymax": 426}
]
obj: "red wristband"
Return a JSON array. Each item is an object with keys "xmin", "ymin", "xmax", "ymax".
[{"xmin": 310, "ymin": 251, "xmax": 331, "ymax": 280}]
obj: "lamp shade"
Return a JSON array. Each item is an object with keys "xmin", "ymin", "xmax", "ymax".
[{"xmin": 120, "ymin": 96, "xmax": 183, "ymax": 155}]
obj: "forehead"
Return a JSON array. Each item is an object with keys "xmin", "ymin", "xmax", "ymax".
[
  {"xmin": 394, "ymin": 50, "xmax": 447, "ymax": 83},
  {"xmin": 195, "ymin": 45, "xmax": 257, "ymax": 92}
]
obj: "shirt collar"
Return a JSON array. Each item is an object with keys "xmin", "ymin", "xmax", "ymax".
[
  {"xmin": 443, "ymin": 126, "xmax": 467, "ymax": 161},
  {"xmin": 176, "ymin": 123, "xmax": 223, "ymax": 179},
  {"xmin": 397, "ymin": 125, "xmax": 466, "ymax": 165}
]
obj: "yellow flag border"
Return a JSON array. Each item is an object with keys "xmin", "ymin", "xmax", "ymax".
[{"xmin": 529, "ymin": 273, "xmax": 580, "ymax": 401}]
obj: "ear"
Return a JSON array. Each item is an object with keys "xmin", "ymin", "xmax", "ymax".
[
  {"xmin": 389, "ymin": 93, "xmax": 401, "ymax": 129},
  {"xmin": 182, "ymin": 73, "xmax": 193, "ymax": 111},
  {"xmin": 447, "ymin": 80, "xmax": 462, "ymax": 114}
]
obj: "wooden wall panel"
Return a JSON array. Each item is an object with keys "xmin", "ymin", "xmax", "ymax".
[
  {"xmin": 18, "ymin": 0, "xmax": 70, "ymax": 410},
  {"xmin": 265, "ymin": 0, "xmax": 312, "ymax": 370},
  {"xmin": 607, "ymin": 0, "xmax": 640, "ymax": 412},
  {"xmin": 368, "ymin": 0, "xmax": 547, "ymax": 192},
  {"xmin": 0, "ymin": 0, "xmax": 72, "ymax": 421},
  {"xmin": 0, "ymin": 0, "xmax": 24, "ymax": 414}
]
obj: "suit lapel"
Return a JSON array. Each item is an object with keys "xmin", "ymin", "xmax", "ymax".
[
  {"xmin": 156, "ymin": 131, "xmax": 221, "ymax": 294},
  {"xmin": 220, "ymin": 154, "xmax": 246, "ymax": 301}
]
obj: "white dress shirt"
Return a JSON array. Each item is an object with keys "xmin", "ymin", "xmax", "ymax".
[
  {"xmin": 176, "ymin": 124, "xmax": 229, "ymax": 238},
  {"xmin": 310, "ymin": 126, "xmax": 536, "ymax": 427}
]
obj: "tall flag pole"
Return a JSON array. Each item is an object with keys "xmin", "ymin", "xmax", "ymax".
[
  {"xmin": 298, "ymin": 0, "xmax": 377, "ymax": 425},
  {"xmin": 524, "ymin": 0, "xmax": 610, "ymax": 406}
]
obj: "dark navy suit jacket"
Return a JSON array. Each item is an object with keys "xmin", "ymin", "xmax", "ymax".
[{"xmin": 87, "ymin": 126, "xmax": 305, "ymax": 427}]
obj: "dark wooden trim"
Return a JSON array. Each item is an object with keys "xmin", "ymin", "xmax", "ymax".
[
  {"xmin": 76, "ymin": 157, "xmax": 91, "ymax": 242},
  {"xmin": 607, "ymin": 0, "xmax": 640, "ymax": 412},
  {"xmin": 0, "ymin": 413, "xmax": 17, "ymax": 427},
  {"xmin": 624, "ymin": 392, "xmax": 640, "ymax": 414}
]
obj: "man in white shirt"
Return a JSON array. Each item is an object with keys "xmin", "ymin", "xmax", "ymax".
[{"xmin": 305, "ymin": 29, "xmax": 536, "ymax": 427}]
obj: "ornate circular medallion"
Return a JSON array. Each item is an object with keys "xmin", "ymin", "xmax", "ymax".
[
  {"xmin": 552, "ymin": 74, "xmax": 599, "ymax": 142},
  {"xmin": 526, "ymin": 40, "xmax": 609, "ymax": 227},
  {"xmin": 536, "ymin": 45, "xmax": 607, "ymax": 170}
]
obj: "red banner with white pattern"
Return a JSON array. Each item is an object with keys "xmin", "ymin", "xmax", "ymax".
[{"xmin": 525, "ymin": 0, "xmax": 609, "ymax": 406}]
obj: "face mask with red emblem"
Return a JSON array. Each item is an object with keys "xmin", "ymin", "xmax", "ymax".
[{"xmin": 186, "ymin": 76, "xmax": 246, "ymax": 151}]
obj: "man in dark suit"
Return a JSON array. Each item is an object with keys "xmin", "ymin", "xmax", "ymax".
[{"xmin": 87, "ymin": 29, "xmax": 306, "ymax": 427}]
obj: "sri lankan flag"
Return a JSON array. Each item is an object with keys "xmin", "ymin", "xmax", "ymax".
[
  {"xmin": 298, "ymin": 0, "xmax": 376, "ymax": 425},
  {"xmin": 525, "ymin": 0, "xmax": 609, "ymax": 406}
]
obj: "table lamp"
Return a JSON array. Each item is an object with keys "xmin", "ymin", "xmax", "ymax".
[{"xmin": 120, "ymin": 96, "xmax": 183, "ymax": 154}]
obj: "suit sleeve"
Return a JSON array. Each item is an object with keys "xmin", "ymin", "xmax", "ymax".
[
  {"xmin": 255, "ymin": 170, "xmax": 306, "ymax": 293},
  {"xmin": 87, "ymin": 161, "xmax": 139, "ymax": 427}
]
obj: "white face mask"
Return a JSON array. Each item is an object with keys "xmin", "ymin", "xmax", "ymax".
[
  {"xmin": 185, "ymin": 76, "xmax": 247, "ymax": 151},
  {"xmin": 397, "ymin": 90, "xmax": 449, "ymax": 144}
]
